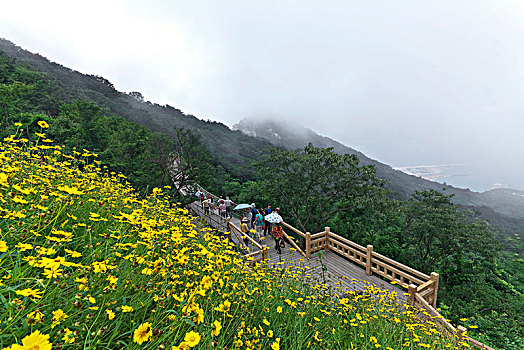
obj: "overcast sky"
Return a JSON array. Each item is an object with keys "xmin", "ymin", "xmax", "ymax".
[{"xmin": 2, "ymin": 0, "xmax": 524, "ymax": 191}]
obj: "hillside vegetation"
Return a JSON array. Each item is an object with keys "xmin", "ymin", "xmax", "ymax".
[
  {"xmin": 0, "ymin": 39, "xmax": 273, "ymax": 182},
  {"xmin": 0, "ymin": 130, "xmax": 469, "ymax": 350}
]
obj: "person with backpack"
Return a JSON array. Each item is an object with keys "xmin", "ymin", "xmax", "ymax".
[{"xmin": 255, "ymin": 209, "xmax": 264, "ymax": 242}]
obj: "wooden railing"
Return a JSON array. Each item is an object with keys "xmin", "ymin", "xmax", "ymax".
[
  {"xmin": 227, "ymin": 219, "xmax": 268, "ymax": 265},
  {"xmin": 280, "ymin": 222, "xmax": 493, "ymax": 350},
  {"xmin": 184, "ymin": 183, "xmax": 492, "ymax": 350}
]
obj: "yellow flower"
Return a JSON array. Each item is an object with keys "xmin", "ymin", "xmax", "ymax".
[
  {"xmin": 263, "ymin": 317, "xmax": 270, "ymax": 326},
  {"xmin": 183, "ymin": 331, "xmax": 201, "ymax": 348},
  {"xmin": 0, "ymin": 173, "xmax": 8, "ymax": 187},
  {"xmin": 37, "ymin": 120, "xmax": 49, "ymax": 128},
  {"xmin": 15, "ymin": 243, "xmax": 33, "ymax": 252},
  {"xmin": 276, "ymin": 306, "xmax": 282, "ymax": 313},
  {"xmin": 267, "ymin": 330, "xmax": 273, "ymax": 338},
  {"xmin": 57, "ymin": 185, "xmax": 84, "ymax": 195},
  {"xmin": 26, "ymin": 310, "xmax": 44, "ymax": 325},
  {"xmin": 271, "ymin": 338, "xmax": 280, "ymax": 350},
  {"xmin": 314, "ymin": 331, "xmax": 322, "ymax": 342},
  {"xmin": 15, "ymin": 288, "xmax": 42, "ymax": 299},
  {"xmin": 121, "ymin": 305, "xmax": 133, "ymax": 313},
  {"xmin": 43, "ymin": 267, "xmax": 63, "ymax": 279},
  {"xmin": 20, "ymin": 330, "xmax": 52, "ymax": 350},
  {"xmin": 65, "ymin": 248, "xmax": 82, "ymax": 257},
  {"xmin": 0, "ymin": 240, "xmax": 7, "ymax": 252},
  {"xmin": 51, "ymin": 309, "xmax": 68, "ymax": 328},
  {"xmin": 212, "ymin": 320, "xmax": 222, "ymax": 336},
  {"xmin": 106, "ymin": 309, "xmax": 115, "ymax": 320},
  {"xmin": 62, "ymin": 328, "xmax": 75, "ymax": 344},
  {"xmin": 133, "ymin": 322, "xmax": 152, "ymax": 345}
]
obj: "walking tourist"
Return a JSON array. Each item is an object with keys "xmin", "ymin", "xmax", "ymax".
[
  {"xmin": 207, "ymin": 196, "xmax": 214, "ymax": 214},
  {"xmin": 264, "ymin": 203, "xmax": 272, "ymax": 236},
  {"xmin": 224, "ymin": 196, "xmax": 232, "ymax": 218},
  {"xmin": 203, "ymin": 197, "xmax": 210, "ymax": 215},
  {"xmin": 255, "ymin": 209, "xmax": 264, "ymax": 242},
  {"xmin": 240, "ymin": 218, "xmax": 250, "ymax": 247},
  {"xmin": 272, "ymin": 223, "xmax": 283, "ymax": 254},
  {"xmin": 250, "ymin": 203, "xmax": 258, "ymax": 229},
  {"xmin": 218, "ymin": 200, "xmax": 226, "ymax": 218}
]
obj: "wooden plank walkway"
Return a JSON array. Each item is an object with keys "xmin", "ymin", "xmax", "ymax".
[{"xmin": 187, "ymin": 201, "xmax": 406, "ymax": 299}]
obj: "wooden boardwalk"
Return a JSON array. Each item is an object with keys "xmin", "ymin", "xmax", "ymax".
[
  {"xmin": 187, "ymin": 201, "xmax": 406, "ymax": 299},
  {"xmin": 265, "ymin": 242, "xmax": 406, "ymax": 298},
  {"xmin": 180, "ymin": 188, "xmax": 493, "ymax": 349}
]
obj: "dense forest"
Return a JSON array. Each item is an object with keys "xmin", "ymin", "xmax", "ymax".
[{"xmin": 1, "ymin": 44, "xmax": 522, "ymax": 349}]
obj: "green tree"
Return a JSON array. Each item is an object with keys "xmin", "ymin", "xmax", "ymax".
[
  {"xmin": 169, "ymin": 129, "xmax": 218, "ymax": 204},
  {"xmin": 401, "ymin": 190, "xmax": 500, "ymax": 274},
  {"xmin": 254, "ymin": 144, "xmax": 384, "ymax": 233}
]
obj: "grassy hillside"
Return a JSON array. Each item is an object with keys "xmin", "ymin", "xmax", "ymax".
[{"xmin": 0, "ymin": 131, "xmax": 467, "ymax": 349}]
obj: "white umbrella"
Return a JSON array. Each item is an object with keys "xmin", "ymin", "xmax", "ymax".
[
  {"xmin": 234, "ymin": 203, "xmax": 251, "ymax": 210},
  {"xmin": 264, "ymin": 212, "xmax": 283, "ymax": 223}
]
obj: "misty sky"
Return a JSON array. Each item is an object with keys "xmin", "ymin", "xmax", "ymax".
[{"xmin": 1, "ymin": 1, "xmax": 524, "ymax": 191}]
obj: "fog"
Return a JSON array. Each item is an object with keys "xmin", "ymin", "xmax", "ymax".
[{"xmin": 2, "ymin": 0, "xmax": 524, "ymax": 191}]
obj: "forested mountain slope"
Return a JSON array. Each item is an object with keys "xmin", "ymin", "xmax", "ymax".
[
  {"xmin": 234, "ymin": 118, "xmax": 524, "ymax": 245},
  {"xmin": 0, "ymin": 38, "xmax": 273, "ymax": 181}
]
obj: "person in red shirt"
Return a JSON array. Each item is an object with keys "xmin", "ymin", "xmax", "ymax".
[{"xmin": 272, "ymin": 223, "xmax": 283, "ymax": 254}]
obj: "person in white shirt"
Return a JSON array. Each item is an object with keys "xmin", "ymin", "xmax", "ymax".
[{"xmin": 224, "ymin": 196, "xmax": 233, "ymax": 218}]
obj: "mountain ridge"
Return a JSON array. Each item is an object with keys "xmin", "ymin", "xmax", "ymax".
[{"xmin": 234, "ymin": 117, "xmax": 524, "ymax": 243}]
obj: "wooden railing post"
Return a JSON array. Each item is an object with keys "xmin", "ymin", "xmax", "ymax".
[
  {"xmin": 305, "ymin": 232, "xmax": 311, "ymax": 259},
  {"xmin": 366, "ymin": 245, "xmax": 374, "ymax": 276},
  {"xmin": 430, "ymin": 272, "xmax": 440, "ymax": 308},
  {"xmin": 324, "ymin": 227, "xmax": 331, "ymax": 252},
  {"xmin": 408, "ymin": 284, "xmax": 417, "ymax": 306}
]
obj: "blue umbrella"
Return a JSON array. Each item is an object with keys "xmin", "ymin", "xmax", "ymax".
[
  {"xmin": 265, "ymin": 212, "xmax": 283, "ymax": 223},
  {"xmin": 234, "ymin": 203, "xmax": 251, "ymax": 210}
]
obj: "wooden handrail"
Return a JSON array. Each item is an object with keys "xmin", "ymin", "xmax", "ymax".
[
  {"xmin": 281, "ymin": 221, "xmax": 306, "ymax": 238},
  {"xmin": 281, "ymin": 229, "xmax": 306, "ymax": 257},
  {"xmin": 242, "ymin": 251, "xmax": 262, "ymax": 259},
  {"xmin": 328, "ymin": 232, "xmax": 367, "ymax": 253},
  {"xmin": 416, "ymin": 279, "xmax": 434, "ymax": 292},
  {"xmin": 228, "ymin": 220, "xmax": 264, "ymax": 251},
  {"xmin": 372, "ymin": 251, "xmax": 431, "ymax": 281},
  {"xmin": 310, "ymin": 231, "xmax": 326, "ymax": 239},
  {"xmin": 186, "ymin": 182, "xmax": 494, "ymax": 350},
  {"xmin": 227, "ymin": 221, "xmax": 250, "ymax": 252},
  {"xmin": 413, "ymin": 292, "xmax": 494, "ymax": 350},
  {"xmin": 414, "ymin": 293, "xmax": 455, "ymax": 333}
]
